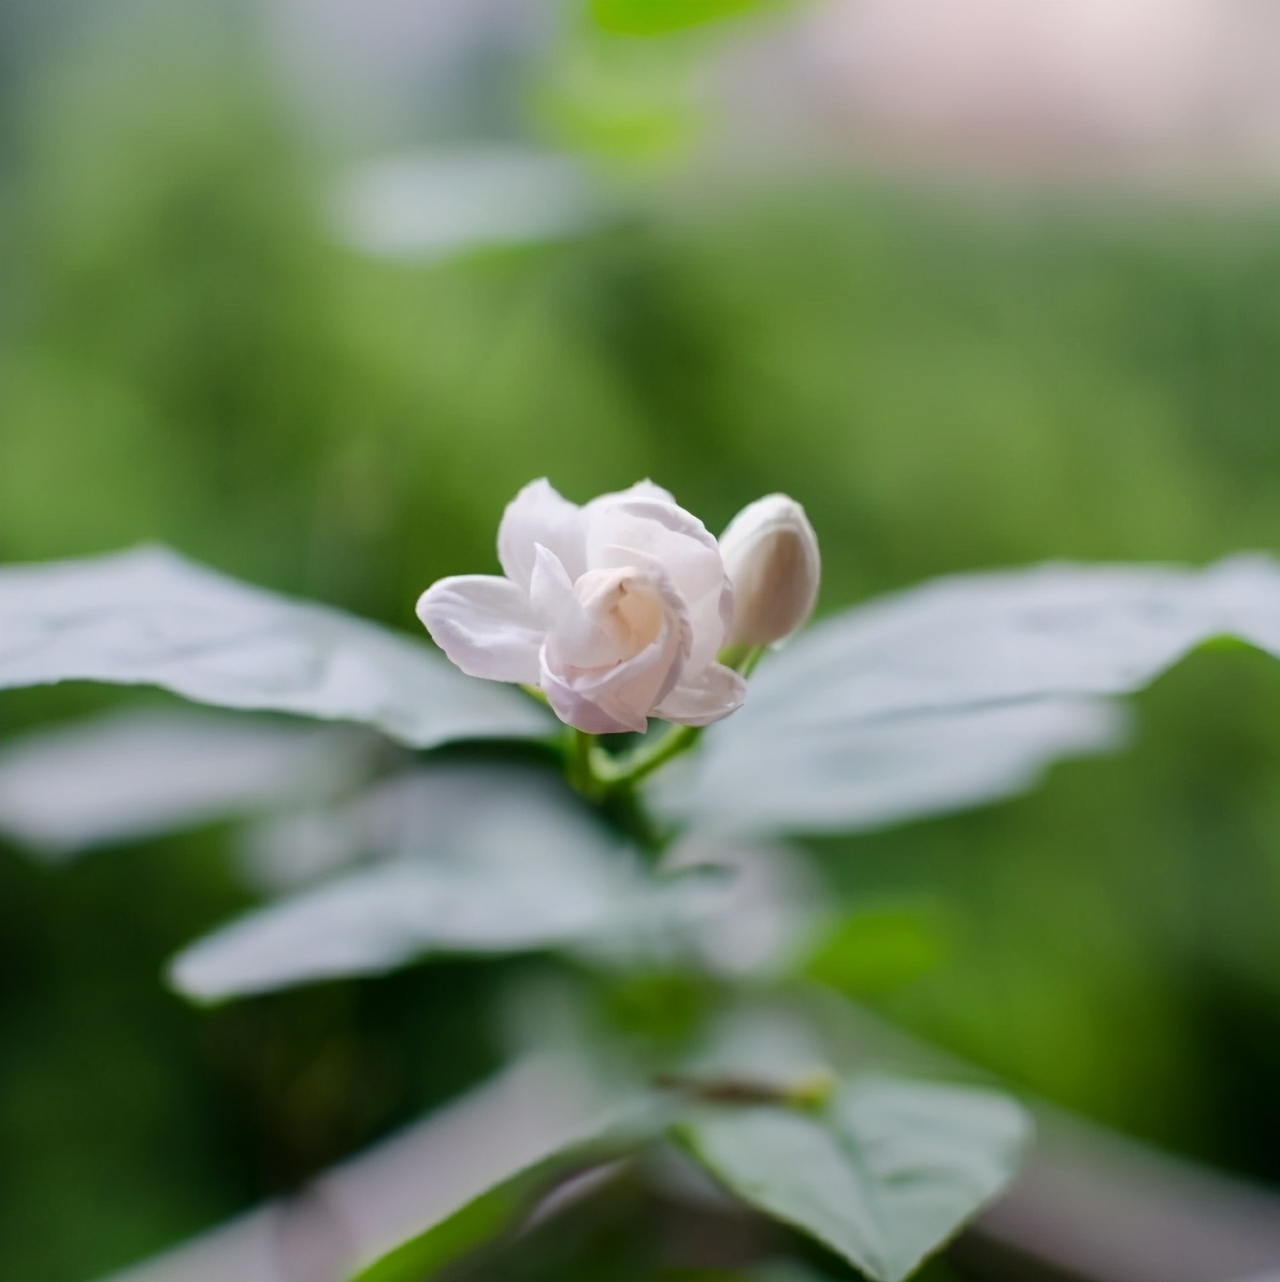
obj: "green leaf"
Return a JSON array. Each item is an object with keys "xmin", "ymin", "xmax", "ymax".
[
  {"xmin": 656, "ymin": 697, "xmax": 1125, "ymax": 837},
  {"xmin": 677, "ymin": 1076, "xmax": 1031, "ymax": 1282},
  {"xmin": 589, "ymin": 0, "xmax": 773, "ymax": 37},
  {"xmin": 801, "ymin": 904, "xmax": 947, "ymax": 997},
  {"xmin": 346, "ymin": 1058, "xmax": 655, "ymax": 1282},
  {"xmin": 169, "ymin": 763, "xmax": 727, "ymax": 1000},
  {"xmin": 682, "ymin": 555, "xmax": 1280, "ymax": 835},
  {"xmin": 533, "ymin": 36, "xmax": 701, "ymax": 164},
  {"xmin": 348, "ymin": 1169, "xmax": 528, "ymax": 1282},
  {"xmin": 0, "ymin": 546, "xmax": 551, "ymax": 749},
  {"xmin": 0, "ymin": 708, "xmax": 373, "ymax": 857}
]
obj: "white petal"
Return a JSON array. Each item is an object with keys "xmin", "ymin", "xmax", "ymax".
[
  {"xmin": 544, "ymin": 567, "xmax": 638, "ymax": 671},
  {"xmin": 720, "ymin": 494, "xmax": 820, "ymax": 648},
  {"xmin": 691, "ymin": 577, "xmax": 736, "ymax": 674},
  {"xmin": 595, "ymin": 478, "xmax": 677, "ymax": 506},
  {"xmin": 572, "ymin": 609, "xmax": 691, "ymax": 731},
  {"xmin": 656, "ymin": 662, "xmax": 746, "ymax": 727},
  {"xmin": 540, "ymin": 568, "xmax": 692, "ymax": 733},
  {"xmin": 528, "ymin": 543, "xmax": 575, "ymax": 623},
  {"xmin": 540, "ymin": 671, "xmax": 639, "ymax": 735},
  {"xmin": 585, "ymin": 497, "xmax": 729, "ymax": 668},
  {"xmin": 497, "ymin": 479, "xmax": 586, "ymax": 591},
  {"xmin": 416, "ymin": 575, "xmax": 543, "ymax": 684}
]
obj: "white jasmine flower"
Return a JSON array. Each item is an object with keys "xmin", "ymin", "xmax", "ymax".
[
  {"xmin": 720, "ymin": 494, "xmax": 821, "ymax": 648},
  {"xmin": 417, "ymin": 480, "xmax": 746, "ymax": 735}
]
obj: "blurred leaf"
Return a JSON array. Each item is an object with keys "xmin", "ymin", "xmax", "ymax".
[
  {"xmin": 539, "ymin": 88, "xmax": 695, "ymax": 165},
  {"xmin": 588, "ymin": 0, "xmax": 772, "ymax": 37},
  {"xmin": 677, "ymin": 1077, "xmax": 1031, "ymax": 1282},
  {"xmin": 330, "ymin": 148, "xmax": 601, "ymax": 263},
  {"xmin": 348, "ymin": 1168, "xmax": 528, "ymax": 1282},
  {"xmin": 170, "ymin": 763, "xmax": 724, "ymax": 1001},
  {"xmin": 683, "ymin": 556, "xmax": 1280, "ymax": 833},
  {"xmin": 802, "ymin": 905, "xmax": 948, "ymax": 997},
  {"xmin": 347, "ymin": 1058, "xmax": 653, "ymax": 1282},
  {"xmin": 96, "ymin": 1053, "xmax": 646, "ymax": 1282},
  {"xmin": 0, "ymin": 546, "xmax": 552, "ymax": 748},
  {"xmin": 661, "ymin": 698, "xmax": 1126, "ymax": 835},
  {"xmin": 0, "ymin": 707, "xmax": 375, "ymax": 857},
  {"xmin": 533, "ymin": 24, "xmax": 703, "ymax": 164},
  {"xmin": 240, "ymin": 764, "xmax": 585, "ymax": 892}
]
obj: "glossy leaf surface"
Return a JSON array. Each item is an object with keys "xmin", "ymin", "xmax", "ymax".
[
  {"xmin": 681, "ymin": 1077, "xmax": 1030, "ymax": 1282},
  {"xmin": 682, "ymin": 556, "xmax": 1280, "ymax": 833},
  {"xmin": 0, "ymin": 546, "xmax": 551, "ymax": 748}
]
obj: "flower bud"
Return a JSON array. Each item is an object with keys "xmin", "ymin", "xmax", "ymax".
[{"xmin": 719, "ymin": 494, "xmax": 820, "ymax": 648}]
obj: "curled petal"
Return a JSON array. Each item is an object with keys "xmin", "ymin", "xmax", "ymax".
[
  {"xmin": 720, "ymin": 494, "xmax": 820, "ymax": 648},
  {"xmin": 595, "ymin": 479, "xmax": 677, "ymax": 506},
  {"xmin": 544, "ymin": 567, "xmax": 643, "ymax": 671},
  {"xmin": 586, "ymin": 499, "xmax": 729, "ymax": 666},
  {"xmin": 540, "ymin": 673, "xmax": 638, "ymax": 735},
  {"xmin": 656, "ymin": 662, "xmax": 747, "ymax": 727},
  {"xmin": 542, "ymin": 569, "xmax": 693, "ymax": 733},
  {"xmin": 572, "ymin": 609, "xmax": 691, "ymax": 732},
  {"xmin": 416, "ymin": 575, "xmax": 543, "ymax": 685},
  {"xmin": 542, "ymin": 622, "xmax": 682, "ymax": 734},
  {"xmin": 528, "ymin": 543, "xmax": 576, "ymax": 624},
  {"xmin": 497, "ymin": 479, "xmax": 586, "ymax": 592}
]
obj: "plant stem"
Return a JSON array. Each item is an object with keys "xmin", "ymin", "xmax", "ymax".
[
  {"xmin": 565, "ymin": 727, "xmax": 601, "ymax": 799},
  {"xmin": 597, "ymin": 723, "xmax": 703, "ymax": 791}
]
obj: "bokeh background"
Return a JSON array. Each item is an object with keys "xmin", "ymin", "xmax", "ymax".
[{"xmin": 4, "ymin": 1, "xmax": 1280, "ymax": 1278}]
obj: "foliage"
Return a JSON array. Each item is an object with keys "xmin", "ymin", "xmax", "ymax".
[{"xmin": 6, "ymin": 5, "xmax": 1280, "ymax": 1280}]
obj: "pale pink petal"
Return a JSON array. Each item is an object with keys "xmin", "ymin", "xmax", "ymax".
[
  {"xmin": 540, "ymin": 565, "xmax": 692, "ymax": 734},
  {"xmin": 543, "ymin": 568, "xmax": 633, "ymax": 671},
  {"xmin": 416, "ymin": 575, "xmax": 543, "ymax": 684},
  {"xmin": 655, "ymin": 662, "xmax": 747, "ymax": 727},
  {"xmin": 587, "ymin": 500, "xmax": 729, "ymax": 670},
  {"xmin": 595, "ymin": 479, "xmax": 677, "ymax": 506},
  {"xmin": 689, "ymin": 578, "xmax": 736, "ymax": 674},
  {"xmin": 528, "ymin": 543, "xmax": 575, "ymax": 624},
  {"xmin": 497, "ymin": 479, "xmax": 586, "ymax": 591},
  {"xmin": 540, "ymin": 669, "xmax": 639, "ymax": 735},
  {"xmin": 570, "ymin": 607, "xmax": 691, "ymax": 732}
]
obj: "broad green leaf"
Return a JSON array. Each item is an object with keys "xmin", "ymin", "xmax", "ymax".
[
  {"xmin": 589, "ymin": 0, "xmax": 773, "ymax": 37},
  {"xmin": 347, "ymin": 1165, "xmax": 534, "ymax": 1282},
  {"xmin": 660, "ymin": 698, "xmax": 1124, "ymax": 835},
  {"xmin": 348, "ymin": 1052, "xmax": 654, "ymax": 1282},
  {"xmin": 678, "ymin": 1077, "xmax": 1031, "ymax": 1282},
  {"xmin": 683, "ymin": 555, "xmax": 1280, "ymax": 834},
  {"xmin": 98, "ymin": 1054, "xmax": 643, "ymax": 1282},
  {"xmin": 802, "ymin": 904, "xmax": 947, "ymax": 997},
  {"xmin": 171, "ymin": 763, "xmax": 724, "ymax": 1000},
  {"xmin": 0, "ymin": 546, "xmax": 551, "ymax": 748},
  {"xmin": 0, "ymin": 708, "xmax": 374, "ymax": 857}
]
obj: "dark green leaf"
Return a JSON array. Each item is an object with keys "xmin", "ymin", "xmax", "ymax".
[{"xmin": 678, "ymin": 1076, "xmax": 1031, "ymax": 1282}]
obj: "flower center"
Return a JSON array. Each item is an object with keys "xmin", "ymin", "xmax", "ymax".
[{"xmin": 574, "ymin": 568, "xmax": 664, "ymax": 662}]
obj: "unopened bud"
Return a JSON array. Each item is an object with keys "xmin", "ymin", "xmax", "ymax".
[{"xmin": 720, "ymin": 494, "xmax": 820, "ymax": 648}]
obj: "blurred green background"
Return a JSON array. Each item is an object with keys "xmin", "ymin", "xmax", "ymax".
[{"xmin": 3, "ymin": 1, "xmax": 1280, "ymax": 1278}]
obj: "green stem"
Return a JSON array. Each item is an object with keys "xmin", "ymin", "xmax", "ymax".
[
  {"xmin": 597, "ymin": 723, "xmax": 703, "ymax": 791},
  {"xmin": 565, "ymin": 727, "xmax": 601, "ymax": 799},
  {"xmin": 559, "ymin": 723, "xmax": 698, "ymax": 861}
]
